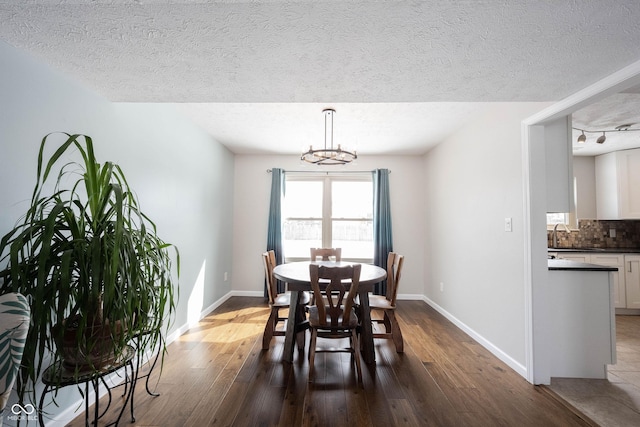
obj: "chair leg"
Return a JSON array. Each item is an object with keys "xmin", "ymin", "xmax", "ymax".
[
  {"xmin": 383, "ymin": 310, "xmax": 392, "ymax": 333},
  {"xmin": 351, "ymin": 329, "xmax": 363, "ymax": 385},
  {"xmin": 262, "ymin": 307, "xmax": 278, "ymax": 350},
  {"xmin": 386, "ymin": 310, "xmax": 404, "ymax": 353},
  {"xmin": 296, "ymin": 330, "xmax": 306, "ymax": 351}
]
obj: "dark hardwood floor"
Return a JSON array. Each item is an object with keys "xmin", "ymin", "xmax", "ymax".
[{"xmin": 65, "ymin": 297, "xmax": 594, "ymax": 426}]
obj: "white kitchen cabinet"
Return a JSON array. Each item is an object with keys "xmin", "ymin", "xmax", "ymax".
[
  {"xmin": 555, "ymin": 252, "xmax": 626, "ymax": 308},
  {"xmin": 554, "ymin": 252, "xmax": 640, "ymax": 310},
  {"xmin": 548, "ymin": 268, "xmax": 615, "ymax": 379},
  {"xmin": 595, "ymin": 148, "xmax": 640, "ymax": 219},
  {"xmin": 545, "ymin": 116, "xmax": 573, "ymax": 213},
  {"xmin": 625, "ymin": 255, "xmax": 640, "ymax": 309},
  {"xmin": 557, "ymin": 253, "xmax": 590, "ymax": 263},
  {"xmin": 591, "ymin": 254, "xmax": 625, "ymax": 308}
]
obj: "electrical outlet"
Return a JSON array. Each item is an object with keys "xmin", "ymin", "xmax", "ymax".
[
  {"xmin": 440, "ymin": 282, "xmax": 444, "ymax": 292},
  {"xmin": 224, "ymin": 272, "xmax": 228, "ymax": 281}
]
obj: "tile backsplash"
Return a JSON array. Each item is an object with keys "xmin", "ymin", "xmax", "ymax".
[{"xmin": 548, "ymin": 220, "xmax": 640, "ymax": 249}]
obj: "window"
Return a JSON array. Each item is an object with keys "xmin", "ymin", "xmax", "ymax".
[
  {"xmin": 283, "ymin": 174, "xmax": 373, "ymax": 262},
  {"xmin": 546, "ymin": 213, "xmax": 568, "ymax": 225}
]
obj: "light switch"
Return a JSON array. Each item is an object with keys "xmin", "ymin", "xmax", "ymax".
[{"xmin": 504, "ymin": 217, "xmax": 513, "ymax": 232}]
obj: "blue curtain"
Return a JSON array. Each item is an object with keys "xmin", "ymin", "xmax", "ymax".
[
  {"xmin": 373, "ymin": 169, "xmax": 393, "ymax": 295},
  {"xmin": 266, "ymin": 168, "xmax": 286, "ymax": 295}
]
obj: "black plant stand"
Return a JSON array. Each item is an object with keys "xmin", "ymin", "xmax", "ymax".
[
  {"xmin": 130, "ymin": 331, "xmax": 163, "ymax": 398},
  {"xmin": 39, "ymin": 345, "xmax": 136, "ymax": 427}
]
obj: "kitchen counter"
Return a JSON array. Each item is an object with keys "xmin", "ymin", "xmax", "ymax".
[
  {"xmin": 547, "ymin": 265, "xmax": 616, "ymax": 379},
  {"xmin": 548, "ymin": 259, "xmax": 618, "ymax": 271},
  {"xmin": 549, "ymin": 247, "xmax": 640, "ymax": 253}
]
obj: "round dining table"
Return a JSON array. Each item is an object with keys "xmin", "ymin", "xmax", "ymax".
[{"xmin": 272, "ymin": 260, "xmax": 387, "ymax": 365}]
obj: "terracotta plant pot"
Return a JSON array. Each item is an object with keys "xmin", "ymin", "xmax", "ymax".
[{"xmin": 53, "ymin": 315, "xmax": 123, "ymax": 371}]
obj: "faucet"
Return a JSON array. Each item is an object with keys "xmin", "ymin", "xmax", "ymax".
[{"xmin": 552, "ymin": 223, "xmax": 561, "ymax": 248}]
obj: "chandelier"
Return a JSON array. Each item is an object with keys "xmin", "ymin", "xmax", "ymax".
[
  {"xmin": 573, "ymin": 124, "xmax": 640, "ymax": 144},
  {"xmin": 301, "ymin": 109, "xmax": 357, "ymax": 165}
]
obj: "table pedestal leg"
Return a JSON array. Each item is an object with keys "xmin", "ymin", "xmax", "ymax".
[
  {"xmin": 283, "ymin": 290, "xmax": 300, "ymax": 363},
  {"xmin": 358, "ymin": 290, "xmax": 376, "ymax": 364}
]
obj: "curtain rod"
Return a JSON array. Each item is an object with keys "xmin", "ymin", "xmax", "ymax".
[{"xmin": 266, "ymin": 169, "xmax": 390, "ymax": 174}]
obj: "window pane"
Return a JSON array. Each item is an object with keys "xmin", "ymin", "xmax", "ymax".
[
  {"xmin": 332, "ymin": 181, "xmax": 372, "ymax": 218},
  {"xmin": 283, "ymin": 220, "xmax": 322, "ymax": 258},
  {"xmin": 284, "ymin": 181, "xmax": 322, "ymax": 218},
  {"xmin": 332, "ymin": 220, "xmax": 373, "ymax": 259},
  {"xmin": 547, "ymin": 213, "xmax": 567, "ymax": 225}
]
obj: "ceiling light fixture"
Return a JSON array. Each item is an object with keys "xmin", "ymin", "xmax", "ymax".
[
  {"xmin": 572, "ymin": 124, "xmax": 640, "ymax": 144},
  {"xmin": 301, "ymin": 109, "xmax": 357, "ymax": 165},
  {"xmin": 577, "ymin": 130, "xmax": 586, "ymax": 143}
]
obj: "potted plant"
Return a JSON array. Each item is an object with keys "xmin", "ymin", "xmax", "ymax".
[{"xmin": 0, "ymin": 133, "xmax": 178, "ymax": 404}]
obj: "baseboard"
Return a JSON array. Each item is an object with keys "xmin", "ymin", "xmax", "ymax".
[
  {"xmin": 228, "ymin": 290, "xmax": 264, "ymax": 298},
  {"xmin": 421, "ymin": 296, "xmax": 528, "ymax": 379},
  {"xmin": 397, "ymin": 293, "xmax": 426, "ymax": 300},
  {"xmin": 615, "ymin": 308, "xmax": 640, "ymax": 315}
]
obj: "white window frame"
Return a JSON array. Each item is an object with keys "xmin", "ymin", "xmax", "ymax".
[{"xmin": 283, "ymin": 172, "xmax": 373, "ymax": 263}]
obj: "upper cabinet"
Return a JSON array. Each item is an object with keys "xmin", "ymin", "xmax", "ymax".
[
  {"xmin": 596, "ymin": 148, "xmax": 640, "ymax": 219},
  {"xmin": 572, "ymin": 156, "xmax": 597, "ymax": 219},
  {"xmin": 545, "ymin": 116, "xmax": 574, "ymax": 213}
]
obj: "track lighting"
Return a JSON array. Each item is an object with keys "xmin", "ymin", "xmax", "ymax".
[{"xmin": 573, "ymin": 124, "xmax": 640, "ymax": 145}]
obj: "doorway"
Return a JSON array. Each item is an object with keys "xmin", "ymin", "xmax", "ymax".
[{"xmin": 522, "ymin": 59, "xmax": 640, "ymax": 384}]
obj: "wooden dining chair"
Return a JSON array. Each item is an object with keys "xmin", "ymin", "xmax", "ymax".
[
  {"xmin": 308, "ymin": 263, "xmax": 363, "ymax": 384},
  {"xmin": 368, "ymin": 252, "xmax": 405, "ymax": 352},
  {"xmin": 308, "ymin": 248, "xmax": 342, "ymax": 305},
  {"xmin": 310, "ymin": 247, "xmax": 342, "ymax": 262},
  {"xmin": 262, "ymin": 250, "xmax": 310, "ymax": 350}
]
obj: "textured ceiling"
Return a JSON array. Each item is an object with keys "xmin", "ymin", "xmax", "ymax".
[{"xmin": 2, "ymin": 1, "xmax": 640, "ymax": 155}]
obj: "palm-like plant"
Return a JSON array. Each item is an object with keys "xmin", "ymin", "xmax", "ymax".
[{"xmin": 0, "ymin": 133, "xmax": 178, "ymax": 404}]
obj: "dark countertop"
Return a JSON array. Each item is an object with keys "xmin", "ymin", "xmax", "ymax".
[
  {"xmin": 548, "ymin": 247, "xmax": 640, "ymax": 253},
  {"xmin": 548, "ymin": 259, "xmax": 618, "ymax": 271}
]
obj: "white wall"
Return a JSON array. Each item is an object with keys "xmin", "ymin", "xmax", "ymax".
[
  {"xmin": 0, "ymin": 42, "xmax": 234, "ymax": 425},
  {"xmin": 231, "ymin": 154, "xmax": 425, "ymax": 297},
  {"xmin": 423, "ymin": 103, "xmax": 548, "ymax": 374},
  {"xmin": 573, "ymin": 156, "xmax": 597, "ymax": 219}
]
